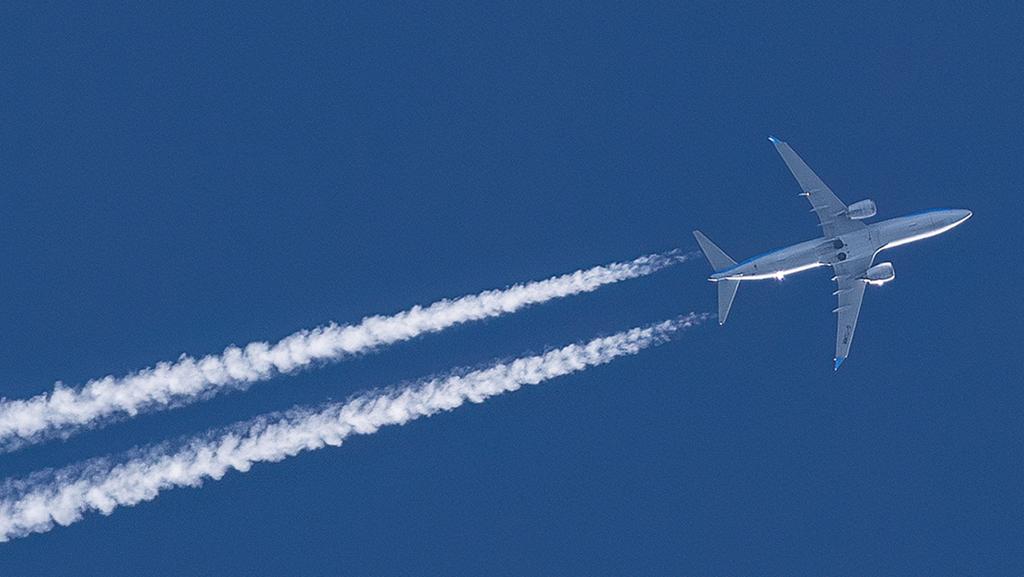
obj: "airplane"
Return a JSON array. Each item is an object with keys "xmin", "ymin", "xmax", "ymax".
[{"xmin": 693, "ymin": 137, "xmax": 972, "ymax": 370}]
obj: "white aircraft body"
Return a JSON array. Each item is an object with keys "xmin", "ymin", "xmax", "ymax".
[{"xmin": 694, "ymin": 137, "xmax": 971, "ymax": 370}]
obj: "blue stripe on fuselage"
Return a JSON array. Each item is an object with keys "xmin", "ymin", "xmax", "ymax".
[{"xmin": 900, "ymin": 208, "xmax": 954, "ymax": 218}]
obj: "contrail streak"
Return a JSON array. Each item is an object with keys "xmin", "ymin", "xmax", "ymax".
[
  {"xmin": 0, "ymin": 313, "xmax": 705, "ymax": 542},
  {"xmin": 0, "ymin": 251, "xmax": 689, "ymax": 451}
]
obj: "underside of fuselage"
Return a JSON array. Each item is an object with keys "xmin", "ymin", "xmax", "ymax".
[
  {"xmin": 709, "ymin": 236, "xmax": 850, "ymax": 281},
  {"xmin": 715, "ymin": 261, "xmax": 826, "ymax": 281}
]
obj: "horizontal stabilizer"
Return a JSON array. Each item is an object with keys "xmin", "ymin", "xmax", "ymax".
[
  {"xmin": 717, "ymin": 279, "xmax": 740, "ymax": 325},
  {"xmin": 692, "ymin": 230, "xmax": 736, "ymax": 273}
]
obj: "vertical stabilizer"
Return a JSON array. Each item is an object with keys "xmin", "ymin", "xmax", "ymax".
[{"xmin": 693, "ymin": 230, "xmax": 740, "ymax": 325}]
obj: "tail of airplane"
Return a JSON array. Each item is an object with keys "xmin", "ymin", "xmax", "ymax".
[{"xmin": 692, "ymin": 230, "xmax": 739, "ymax": 325}]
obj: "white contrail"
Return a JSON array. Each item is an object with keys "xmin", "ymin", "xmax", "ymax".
[
  {"xmin": 0, "ymin": 314, "xmax": 705, "ymax": 542},
  {"xmin": 0, "ymin": 251, "xmax": 689, "ymax": 451}
]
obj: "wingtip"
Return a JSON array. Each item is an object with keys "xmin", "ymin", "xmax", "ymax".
[{"xmin": 833, "ymin": 356, "xmax": 845, "ymax": 371}]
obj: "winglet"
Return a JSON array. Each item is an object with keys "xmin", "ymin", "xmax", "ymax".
[
  {"xmin": 768, "ymin": 135, "xmax": 782, "ymax": 145},
  {"xmin": 833, "ymin": 356, "xmax": 845, "ymax": 371}
]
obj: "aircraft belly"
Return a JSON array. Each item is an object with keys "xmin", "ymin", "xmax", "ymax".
[{"xmin": 726, "ymin": 242, "xmax": 823, "ymax": 279}]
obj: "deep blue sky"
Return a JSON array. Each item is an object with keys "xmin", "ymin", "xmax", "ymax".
[{"xmin": 0, "ymin": 3, "xmax": 1021, "ymax": 575}]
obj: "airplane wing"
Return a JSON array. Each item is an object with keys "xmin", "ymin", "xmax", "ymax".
[
  {"xmin": 831, "ymin": 256, "xmax": 872, "ymax": 370},
  {"xmin": 769, "ymin": 137, "xmax": 865, "ymax": 238}
]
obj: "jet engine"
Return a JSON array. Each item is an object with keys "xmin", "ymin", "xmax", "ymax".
[
  {"xmin": 846, "ymin": 199, "xmax": 877, "ymax": 220},
  {"xmin": 862, "ymin": 262, "xmax": 895, "ymax": 286}
]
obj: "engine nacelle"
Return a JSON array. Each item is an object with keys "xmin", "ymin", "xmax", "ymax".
[
  {"xmin": 862, "ymin": 262, "xmax": 895, "ymax": 286},
  {"xmin": 846, "ymin": 199, "xmax": 877, "ymax": 220}
]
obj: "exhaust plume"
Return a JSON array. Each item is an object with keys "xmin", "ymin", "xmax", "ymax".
[
  {"xmin": 0, "ymin": 251, "xmax": 688, "ymax": 451},
  {"xmin": 0, "ymin": 313, "xmax": 705, "ymax": 542}
]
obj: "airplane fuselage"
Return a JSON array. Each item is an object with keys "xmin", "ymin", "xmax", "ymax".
[{"xmin": 710, "ymin": 208, "xmax": 972, "ymax": 281}]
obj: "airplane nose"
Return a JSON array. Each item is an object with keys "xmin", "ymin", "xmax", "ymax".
[
  {"xmin": 946, "ymin": 209, "xmax": 972, "ymax": 227},
  {"xmin": 953, "ymin": 209, "xmax": 972, "ymax": 223}
]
